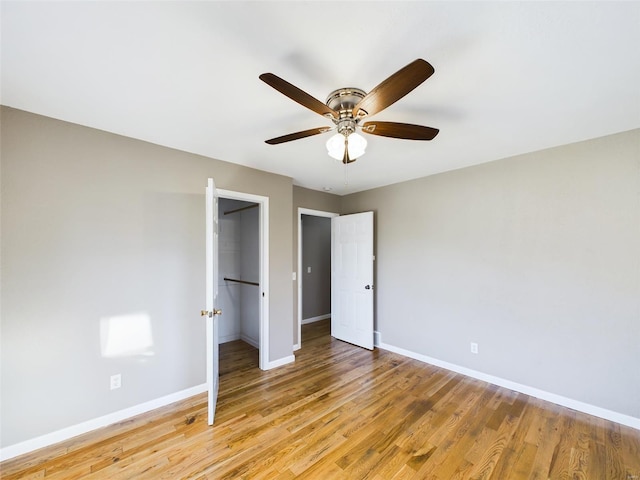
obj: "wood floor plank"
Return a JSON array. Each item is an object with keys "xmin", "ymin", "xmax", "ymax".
[
  {"xmin": 488, "ymin": 401, "xmax": 537, "ymax": 479},
  {"xmin": 464, "ymin": 413, "xmax": 519, "ymax": 479},
  {"xmin": 547, "ymin": 410, "xmax": 579, "ymax": 479},
  {"xmin": 1, "ymin": 319, "xmax": 638, "ymax": 479},
  {"xmin": 412, "ymin": 383, "xmax": 500, "ymax": 478},
  {"xmin": 527, "ymin": 405, "xmax": 566, "ymax": 480}
]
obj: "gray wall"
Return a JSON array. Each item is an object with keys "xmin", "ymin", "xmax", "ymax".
[
  {"xmin": 301, "ymin": 215, "xmax": 331, "ymax": 320},
  {"xmin": 342, "ymin": 129, "xmax": 640, "ymax": 419},
  {"xmin": 0, "ymin": 107, "xmax": 293, "ymax": 447}
]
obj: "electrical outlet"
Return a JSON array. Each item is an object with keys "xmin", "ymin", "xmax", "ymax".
[
  {"xmin": 307, "ymin": 266, "xmax": 312, "ymax": 273},
  {"xmin": 110, "ymin": 374, "xmax": 122, "ymax": 390},
  {"xmin": 470, "ymin": 342, "xmax": 479, "ymax": 354}
]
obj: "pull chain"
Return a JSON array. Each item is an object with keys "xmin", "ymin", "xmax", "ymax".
[
  {"xmin": 344, "ymin": 161, "xmax": 349, "ymax": 188},
  {"xmin": 343, "ymin": 135, "xmax": 350, "ymax": 188}
]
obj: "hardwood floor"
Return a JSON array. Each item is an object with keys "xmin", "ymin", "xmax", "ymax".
[{"xmin": 2, "ymin": 319, "xmax": 639, "ymax": 479}]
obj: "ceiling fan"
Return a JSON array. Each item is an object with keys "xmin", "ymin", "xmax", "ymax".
[{"xmin": 259, "ymin": 58, "xmax": 439, "ymax": 164}]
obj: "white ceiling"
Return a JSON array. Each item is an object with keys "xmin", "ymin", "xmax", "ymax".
[{"xmin": 2, "ymin": 1, "xmax": 639, "ymax": 195}]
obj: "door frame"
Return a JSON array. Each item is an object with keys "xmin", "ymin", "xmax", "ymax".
[
  {"xmin": 218, "ymin": 189, "xmax": 269, "ymax": 370},
  {"xmin": 296, "ymin": 207, "xmax": 339, "ymax": 350}
]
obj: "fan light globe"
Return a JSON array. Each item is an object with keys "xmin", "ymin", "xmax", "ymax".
[{"xmin": 326, "ymin": 133, "xmax": 367, "ymax": 160}]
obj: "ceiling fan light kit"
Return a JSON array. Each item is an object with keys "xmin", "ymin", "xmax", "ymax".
[
  {"xmin": 326, "ymin": 132, "xmax": 367, "ymax": 161},
  {"xmin": 259, "ymin": 58, "xmax": 439, "ymax": 165}
]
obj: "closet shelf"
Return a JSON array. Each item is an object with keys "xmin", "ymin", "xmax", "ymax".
[
  {"xmin": 223, "ymin": 277, "xmax": 259, "ymax": 287},
  {"xmin": 223, "ymin": 204, "xmax": 258, "ymax": 216}
]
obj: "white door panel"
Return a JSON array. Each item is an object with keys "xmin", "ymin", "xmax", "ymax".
[
  {"xmin": 205, "ymin": 178, "xmax": 220, "ymax": 425},
  {"xmin": 331, "ymin": 211, "xmax": 374, "ymax": 350}
]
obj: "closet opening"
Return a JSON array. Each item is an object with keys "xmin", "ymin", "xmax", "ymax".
[
  {"xmin": 296, "ymin": 208, "xmax": 339, "ymax": 350},
  {"xmin": 217, "ymin": 193, "xmax": 268, "ymax": 370}
]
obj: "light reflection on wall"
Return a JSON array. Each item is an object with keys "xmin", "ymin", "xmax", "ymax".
[{"xmin": 100, "ymin": 312, "xmax": 155, "ymax": 358}]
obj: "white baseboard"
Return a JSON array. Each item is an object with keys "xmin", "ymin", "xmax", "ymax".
[
  {"xmin": 377, "ymin": 340, "xmax": 640, "ymax": 431},
  {"xmin": 265, "ymin": 354, "xmax": 295, "ymax": 370},
  {"xmin": 219, "ymin": 332, "xmax": 241, "ymax": 344},
  {"xmin": 301, "ymin": 314, "xmax": 330, "ymax": 325},
  {"xmin": 0, "ymin": 383, "xmax": 208, "ymax": 462},
  {"xmin": 240, "ymin": 333, "xmax": 259, "ymax": 349}
]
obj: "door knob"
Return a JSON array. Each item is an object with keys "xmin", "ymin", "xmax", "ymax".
[
  {"xmin": 213, "ymin": 309, "xmax": 222, "ymax": 316},
  {"xmin": 200, "ymin": 310, "xmax": 212, "ymax": 317},
  {"xmin": 365, "ymin": 285, "xmax": 374, "ymax": 290}
]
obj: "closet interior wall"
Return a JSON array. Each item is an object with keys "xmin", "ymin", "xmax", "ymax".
[{"xmin": 218, "ymin": 198, "xmax": 259, "ymax": 348}]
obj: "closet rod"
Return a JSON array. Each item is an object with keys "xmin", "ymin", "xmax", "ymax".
[
  {"xmin": 223, "ymin": 277, "xmax": 259, "ymax": 287},
  {"xmin": 223, "ymin": 203, "xmax": 259, "ymax": 216}
]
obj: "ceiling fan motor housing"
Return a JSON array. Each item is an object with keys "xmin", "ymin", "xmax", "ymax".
[{"xmin": 326, "ymin": 88, "xmax": 366, "ymax": 135}]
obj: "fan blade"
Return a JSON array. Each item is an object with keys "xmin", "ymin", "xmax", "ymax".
[
  {"xmin": 352, "ymin": 59, "xmax": 435, "ymax": 118},
  {"xmin": 361, "ymin": 121, "xmax": 439, "ymax": 140},
  {"xmin": 265, "ymin": 127, "xmax": 332, "ymax": 145},
  {"xmin": 260, "ymin": 73, "xmax": 338, "ymax": 120}
]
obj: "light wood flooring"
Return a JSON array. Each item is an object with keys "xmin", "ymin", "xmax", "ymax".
[{"xmin": 2, "ymin": 319, "xmax": 639, "ymax": 479}]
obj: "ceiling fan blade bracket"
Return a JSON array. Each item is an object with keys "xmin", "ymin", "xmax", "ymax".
[
  {"xmin": 354, "ymin": 109, "xmax": 369, "ymax": 120},
  {"xmin": 325, "ymin": 113, "xmax": 338, "ymax": 123}
]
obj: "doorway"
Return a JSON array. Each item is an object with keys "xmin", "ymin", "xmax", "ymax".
[
  {"xmin": 296, "ymin": 208, "xmax": 338, "ymax": 350},
  {"xmin": 218, "ymin": 189, "xmax": 269, "ymax": 370}
]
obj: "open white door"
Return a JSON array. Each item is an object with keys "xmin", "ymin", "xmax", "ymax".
[
  {"xmin": 204, "ymin": 178, "xmax": 221, "ymax": 425},
  {"xmin": 331, "ymin": 211, "xmax": 374, "ymax": 350}
]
